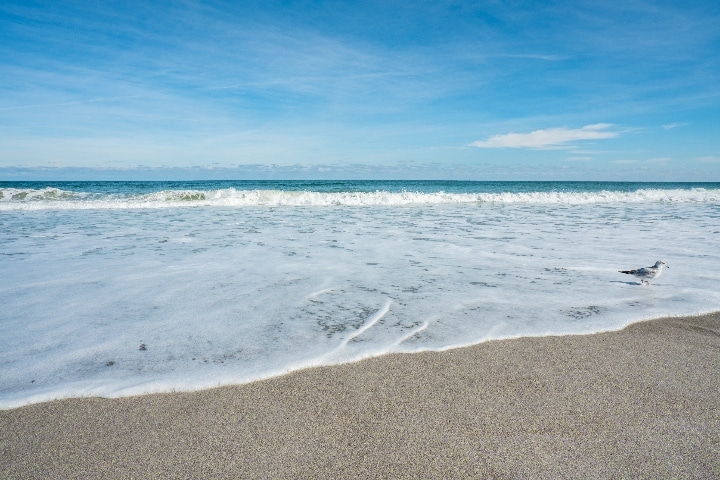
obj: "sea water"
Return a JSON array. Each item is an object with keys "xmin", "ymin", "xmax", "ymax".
[{"xmin": 1, "ymin": 181, "xmax": 719, "ymax": 408}]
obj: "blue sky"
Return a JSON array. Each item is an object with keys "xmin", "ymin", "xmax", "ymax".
[{"xmin": 1, "ymin": 0, "xmax": 719, "ymax": 180}]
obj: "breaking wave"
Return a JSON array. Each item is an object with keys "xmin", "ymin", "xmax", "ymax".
[{"xmin": 1, "ymin": 186, "xmax": 719, "ymax": 210}]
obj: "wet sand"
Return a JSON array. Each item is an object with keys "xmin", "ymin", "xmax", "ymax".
[{"xmin": 2, "ymin": 313, "xmax": 719, "ymax": 479}]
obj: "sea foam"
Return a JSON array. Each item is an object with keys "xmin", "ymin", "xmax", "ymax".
[
  {"xmin": 1, "ymin": 182, "xmax": 719, "ymax": 408},
  {"xmin": 1, "ymin": 186, "xmax": 718, "ymax": 210}
]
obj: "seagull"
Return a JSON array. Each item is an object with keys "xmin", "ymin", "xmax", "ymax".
[{"xmin": 619, "ymin": 260, "xmax": 669, "ymax": 285}]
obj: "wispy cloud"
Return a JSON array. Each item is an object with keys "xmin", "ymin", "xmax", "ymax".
[
  {"xmin": 0, "ymin": 95, "xmax": 140, "ymax": 112},
  {"xmin": 502, "ymin": 53, "xmax": 569, "ymax": 61},
  {"xmin": 698, "ymin": 156, "xmax": 720, "ymax": 164},
  {"xmin": 612, "ymin": 157, "xmax": 672, "ymax": 166},
  {"xmin": 644, "ymin": 157, "xmax": 671, "ymax": 164},
  {"xmin": 470, "ymin": 124, "xmax": 618, "ymax": 149},
  {"xmin": 662, "ymin": 122, "xmax": 689, "ymax": 130}
]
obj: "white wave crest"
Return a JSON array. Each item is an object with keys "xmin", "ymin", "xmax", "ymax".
[
  {"xmin": 1, "ymin": 187, "xmax": 718, "ymax": 210},
  {"xmin": 0, "ymin": 187, "xmax": 81, "ymax": 202}
]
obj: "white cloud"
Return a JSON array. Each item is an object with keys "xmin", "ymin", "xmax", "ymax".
[
  {"xmin": 503, "ymin": 53, "xmax": 570, "ymax": 61},
  {"xmin": 698, "ymin": 156, "xmax": 720, "ymax": 164},
  {"xmin": 470, "ymin": 124, "xmax": 618, "ymax": 149},
  {"xmin": 644, "ymin": 157, "xmax": 671, "ymax": 164},
  {"xmin": 662, "ymin": 122, "xmax": 689, "ymax": 130}
]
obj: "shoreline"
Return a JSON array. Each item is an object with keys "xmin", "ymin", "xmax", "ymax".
[
  {"xmin": 2, "ymin": 312, "xmax": 714, "ymax": 411},
  {"xmin": 2, "ymin": 312, "xmax": 719, "ymax": 478}
]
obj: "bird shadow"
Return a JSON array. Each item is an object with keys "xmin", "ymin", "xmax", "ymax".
[{"xmin": 609, "ymin": 280, "xmax": 643, "ymax": 286}]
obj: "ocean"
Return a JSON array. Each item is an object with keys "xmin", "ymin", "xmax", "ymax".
[{"xmin": 1, "ymin": 180, "xmax": 719, "ymax": 408}]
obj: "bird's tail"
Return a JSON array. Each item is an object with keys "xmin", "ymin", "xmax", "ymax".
[{"xmin": 619, "ymin": 270, "xmax": 634, "ymax": 274}]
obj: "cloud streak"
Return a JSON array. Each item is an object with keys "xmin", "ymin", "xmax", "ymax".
[
  {"xmin": 662, "ymin": 122, "xmax": 689, "ymax": 131},
  {"xmin": 470, "ymin": 124, "xmax": 619, "ymax": 149}
]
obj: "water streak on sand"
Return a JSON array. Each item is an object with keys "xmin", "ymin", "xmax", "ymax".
[{"xmin": 338, "ymin": 300, "xmax": 392, "ymax": 349}]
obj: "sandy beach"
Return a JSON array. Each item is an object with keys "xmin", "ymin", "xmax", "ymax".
[{"xmin": 2, "ymin": 312, "xmax": 719, "ymax": 479}]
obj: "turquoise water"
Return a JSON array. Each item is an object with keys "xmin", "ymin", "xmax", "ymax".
[{"xmin": 3, "ymin": 179, "xmax": 719, "ymax": 196}]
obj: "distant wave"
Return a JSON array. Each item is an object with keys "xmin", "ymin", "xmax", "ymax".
[{"xmin": 1, "ymin": 187, "xmax": 719, "ymax": 210}]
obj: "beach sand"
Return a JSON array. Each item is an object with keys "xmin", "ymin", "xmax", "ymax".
[{"xmin": 2, "ymin": 313, "xmax": 719, "ymax": 479}]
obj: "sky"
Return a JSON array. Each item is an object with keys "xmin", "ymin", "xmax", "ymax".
[{"xmin": 1, "ymin": 0, "xmax": 719, "ymax": 181}]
